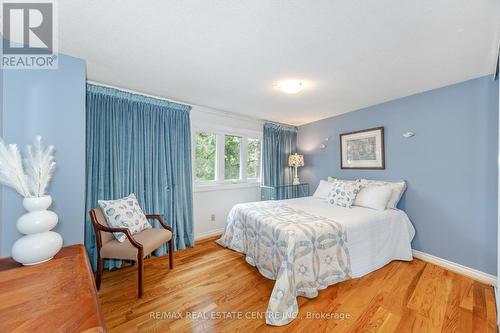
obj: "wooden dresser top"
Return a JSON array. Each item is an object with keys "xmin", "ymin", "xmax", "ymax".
[{"xmin": 0, "ymin": 244, "xmax": 105, "ymax": 332}]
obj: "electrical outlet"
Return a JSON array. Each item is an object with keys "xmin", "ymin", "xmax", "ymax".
[{"xmin": 211, "ymin": 213, "xmax": 215, "ymax": 222}]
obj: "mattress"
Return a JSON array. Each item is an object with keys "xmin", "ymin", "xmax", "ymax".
[{"xmin": 280, "ymin": 196, "xmax": 415, "ymax": 277}]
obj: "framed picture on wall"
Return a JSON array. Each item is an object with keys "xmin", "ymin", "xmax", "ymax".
[{"xmin": 340, "ymin": 127, "xmax": 385, "ymax": 169}]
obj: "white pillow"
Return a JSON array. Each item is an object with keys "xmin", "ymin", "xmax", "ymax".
[
  {"xmin": 353, "ymin": 185, "xmax": 393, "ymax": 211},
  {"xmin": 327, "ymin": 176, "xmax": 359, "ymax": 184},
  {"xmin": 98, "ymin": 193, "xmax": 152, "ymax": 242},
  {"xmin": 313, "ymin": 180, "xmax": 333, "ymax": 199},
  {"xmin": 326, "ymin": 180, "xmax": 361, "ymax": 208},
  {"xmin": 359, "ymin": 179, "xmax": 407, "ymax": 209}
]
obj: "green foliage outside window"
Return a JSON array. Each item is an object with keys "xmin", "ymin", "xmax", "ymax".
[
  {"xmin": 195, "ymin": 132, "xmax": 216, "ymax": 181},
  {"xmin": 247, "ymin": 138, "xmax": 261, "ymax": 179},
  {"xmin": 195, "ymin": 133, "xmax": 260, "ymax": 183},
  {"xmin": 224, "ymin": 135, "xmax": 241, "ymax": 180}
]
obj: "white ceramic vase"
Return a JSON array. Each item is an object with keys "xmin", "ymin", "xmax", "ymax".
[{"xmin": 11, "ymin": 195, "xmax": 63, "ymax": 265}]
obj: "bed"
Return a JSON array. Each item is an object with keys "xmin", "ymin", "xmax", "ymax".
[{"xmin": 216, "ymin": 196, "xmax": 415, "ymax": 326}]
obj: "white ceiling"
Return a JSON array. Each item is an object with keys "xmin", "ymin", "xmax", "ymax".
[{"xmin": 59, "ymin": 1, "xmax": 500, "ymax": 125}]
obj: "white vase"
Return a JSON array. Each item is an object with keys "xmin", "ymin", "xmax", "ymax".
[{"xmin": 11, "ymin": 195, "xmax": 63, "ymax": 265}]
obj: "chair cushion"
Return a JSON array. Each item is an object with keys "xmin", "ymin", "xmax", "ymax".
[{"xmin": 100, "ymin": 228, "xmax": 173, "ymax": 261}]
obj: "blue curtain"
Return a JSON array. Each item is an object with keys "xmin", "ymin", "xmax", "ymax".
[
  {"xmin": 262, "ymin": 123, "xmax": 298, "ymax": 198},
  {"xmin": 85, "ymin": 84, "xmax": 194, "ymax": 270}
]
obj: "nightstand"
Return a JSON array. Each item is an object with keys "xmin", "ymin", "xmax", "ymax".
[{"xmin": 261, "ymin": 183, "xmax": 310, "ymax": 200}]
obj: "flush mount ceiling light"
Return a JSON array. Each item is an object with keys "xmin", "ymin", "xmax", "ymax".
[{"xmin": 276, "ymin": 80, "xmax": 305, "ymax": 94}]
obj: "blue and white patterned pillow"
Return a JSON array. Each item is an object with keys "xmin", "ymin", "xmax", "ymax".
[
  {"xmin": 326, "ymin": 180, "xmax": 361, "ymax": 208},
  {"xmin": 98, "ymin": 193, "xmax": 152, "ymax": 242}
]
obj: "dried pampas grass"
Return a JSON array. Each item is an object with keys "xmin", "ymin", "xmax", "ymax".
[{"xmin": 0, "ymin": 136, "xmax": 56, "ymax": 197}]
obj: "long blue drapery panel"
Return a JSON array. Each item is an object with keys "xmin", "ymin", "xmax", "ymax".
[
  {"xmin": 262, "ymin": 123, "xmax": 298, "ymax": 199},
  {"xmin": 85, "ymin": 84, "xmax": 194, "ymax": 270}
]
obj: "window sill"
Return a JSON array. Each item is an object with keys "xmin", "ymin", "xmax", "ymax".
[{"xmin": 193, "ymin": 182, "xmax": 261, "ymax": 193}]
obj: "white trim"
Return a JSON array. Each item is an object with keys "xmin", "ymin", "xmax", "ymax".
[
  {"xmin": 412, "ymin": 249, "xmax": 497, "ymax": 286},
  {"xmin": 240, "ymin": 137, "xmax": 248, "ymax": 181},
  {"xmin": 194, "ymin": 228, "xmax": 225, "ymax": 241},
  {"xmin": 217, "ymin": 133, "xmax": 226, "ymax": 181},
  {"xmin": 193, "ymin": 182, "xmax": 260, "ymax": 193}
]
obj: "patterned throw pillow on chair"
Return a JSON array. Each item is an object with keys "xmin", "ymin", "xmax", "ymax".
[
  {"xmin": 98, "ymin": 193, "xmax": 152, "ymax": 242},
  {"xmin": 326, "ymin": 180, "xmax": 361, "ymax": 208}
]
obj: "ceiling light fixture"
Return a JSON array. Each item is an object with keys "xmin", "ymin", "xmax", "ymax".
[{"xmin": 276, "ymin": 80, "xmax": 305, "ymax": 94}]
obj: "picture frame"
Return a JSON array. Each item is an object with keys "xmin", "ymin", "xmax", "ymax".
[{"xmin": 340, "ymin": 127, "xmax": 385, "ymax": 169}]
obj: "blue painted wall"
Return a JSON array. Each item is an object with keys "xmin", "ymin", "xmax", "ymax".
[
  {"xmin": 0, "ymin": 53, "xmax": 86, "ymax": 256},
  {"xmin": 297, "ymin": 76, "xmax": 499, "ymax": 275}
]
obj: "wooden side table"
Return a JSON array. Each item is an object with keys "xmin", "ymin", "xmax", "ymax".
[{"xmin": 0, "ymin": 244, "xmax": 105, "ymax": 332}]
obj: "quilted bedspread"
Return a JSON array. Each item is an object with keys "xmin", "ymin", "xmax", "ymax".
[{"xmin": 216, "ymin": 201, "xmax": 351, "ymax": 326}]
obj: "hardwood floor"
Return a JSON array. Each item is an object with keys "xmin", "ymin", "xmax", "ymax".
[{"xmin": 99, "ymin": 236, "xmax": 497, "ymax": 332}]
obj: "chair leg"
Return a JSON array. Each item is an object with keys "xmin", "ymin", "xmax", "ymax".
[
  {"xmin": 168, "ymin": 239, "xmax": 174, "ymax": 269},
  {"xmin": 138, "ymin": 256, "xmax": 144, "ymax": 298},
  {"xmin": 96, "ymin": 254, "xmax": 103, "ymax": 290}
]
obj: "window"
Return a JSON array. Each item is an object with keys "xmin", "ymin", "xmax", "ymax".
[
  {"xmin": 224, "ymin": 135, "xmax": 241, "ymax": 180},
  {"xmin": 194, "ymin": 132, "xmax": 216, "ymax": 181},
  {"xmin": 247, "ymin": 138, "xmax": 261, "ymax": 179},
  {"xmin": 193, "ymin": 130, "xmax": 261, "ymax": 188}
]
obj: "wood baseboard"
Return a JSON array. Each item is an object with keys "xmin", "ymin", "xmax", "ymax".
[
  {"xmin": 194, "ymin": 229, "xmax": 224, "ymax": 242},
  {"xmin": 412, "ymin": 249, "xmax": 496, "ymax": 286}
]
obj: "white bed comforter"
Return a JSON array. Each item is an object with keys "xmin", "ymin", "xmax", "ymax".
[{"xmin": 217, "ymin": 197, "xmax": 415, "ymax": 326}]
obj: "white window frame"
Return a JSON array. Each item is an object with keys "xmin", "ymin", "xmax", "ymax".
[
  {"xmin": 221, "ymin": 134, "xmax": 243, "ymax": 183},
  {"xmin": 246, "ymin": 137, "xmax": 262, "ymax": 182},
  {"xmin": 192, "ymin": 131, "xmax": 218, "ymax": 184},
  {"xmin": 192, "ymin": 125, "xmax": 262, "ymax": 192}
]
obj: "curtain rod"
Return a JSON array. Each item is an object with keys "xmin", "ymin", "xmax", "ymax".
[
  {"xmin": 87, "ymin": 80, "xmax": 296, "ymax": 127},
  {"xmin": 86, "ymin": 80, "xmax": 267, "ymax": 123},
  {"xmin": 86, "ymin": 80, "xmax": 193, "ymax": 106},
  {"xmin": 265, "ymin": 121, "xmax": 298, "ymax": 129}
]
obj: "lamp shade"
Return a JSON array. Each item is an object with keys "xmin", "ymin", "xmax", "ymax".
[{"xmin": 288, "ymin": 153, "xmax": 304, "ymax": 167}]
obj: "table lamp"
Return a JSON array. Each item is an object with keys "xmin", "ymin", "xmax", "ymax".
[{"xmin": 288, "ymin": 153, "xmax": 304, "ymax": 185}]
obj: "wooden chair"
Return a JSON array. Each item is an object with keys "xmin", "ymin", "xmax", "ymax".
[{"xmin": 89, "ymin": 208, "xmax": 174, "ymax": 298}]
